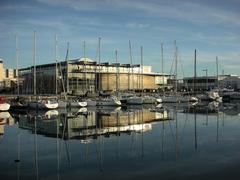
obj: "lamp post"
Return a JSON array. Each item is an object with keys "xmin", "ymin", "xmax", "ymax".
[{"xmin": 202, "ymin": 69, "xmax": 208, "ymax": 91}]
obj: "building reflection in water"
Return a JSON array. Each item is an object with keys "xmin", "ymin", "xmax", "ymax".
[{"xmin": 16, "ymin": 106, "xmax": 170, "ymax": 141}]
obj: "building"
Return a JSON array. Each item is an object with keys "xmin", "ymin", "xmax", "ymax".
[
  {"xmin": 183, "ymin": 75, "xmax": 240, "ymax": 91},
  {"xmin": 18, "ymin": 58, "xmax": 170, "ymax": 95},
  {"xmin": 0, "ymin": 59, "xmax": 4, "ymax": 82},
  {"xmin": 219, "ymin": 75, "xmax": 240, "ymax": 90}
]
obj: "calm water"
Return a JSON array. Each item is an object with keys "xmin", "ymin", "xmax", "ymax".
[{"xmin": 1, "ymin": 102, "xmax": 240, "ymax": 180}]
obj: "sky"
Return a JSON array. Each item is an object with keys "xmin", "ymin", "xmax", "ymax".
[{"xmin": 0, "ymin": 0, "xmax": 239, "ymax": 77}]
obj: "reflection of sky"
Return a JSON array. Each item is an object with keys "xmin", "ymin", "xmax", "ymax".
[
  {"xmin": 0, "ymin": 0, "xmax": 240, "ymax": 76},
  {"xmin": 0, "ymin": 108, "xmax": 240, "ymax": 179}
]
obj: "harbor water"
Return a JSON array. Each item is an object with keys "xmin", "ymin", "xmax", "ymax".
[{"xmin": 1, "ymin": 102, "xmax": 240, "ymax": 180}]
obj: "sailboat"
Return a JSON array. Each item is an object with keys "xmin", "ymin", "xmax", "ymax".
[
  {"xmin": 140, "ymin": 46, "xmax": 159, "ymax": 104},
  {"xmin": 10, "ymin": 34, "xmax": 29, "ymax": 109},
  {"xmin": 69, "ymin": 99, "xmax": 88, "ymax": 107},
  {"xmin": 96, "ymin": 38, "xmax": 121, "ymax": 106},
  {"xmin": 82, "ymin": 41, "xmax": 97, "ymax": 107},
  {"xmin": 28, "ymin": 32, "xmax": 59, "ymax": 110},
  {"xmin": 197, "ymin": 57, "xmax": 222, "ymax": 102},
  {"xmin": 120, "ymin": 42, "xmax": 144, "ymax": 105},
  {"xmin": 160, "ymin": 42, "xmax": 198, "ymax": 103}
]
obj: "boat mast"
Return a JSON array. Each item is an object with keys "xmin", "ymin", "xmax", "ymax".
[
  {"xmin": 55, "ymin": 34, "xmax": 58, "ymax": 96},
  {"xmin": 83, "ymin": 40, "xmax": 87, "ymax": 93},
  {"xmin": 66, "ymin": 42, "xmax": 69, "ymax": 94},
  {"xmin": 141, "ymin": 46, "xmax": 143, "ymax": 96},
  {"xmin": 115, "ymin": 50, "xmax": 119, "ymax": 93},
  {"xmin": 16, "ymin": 33, "xmax": 19, "ymax": 96},
  {"xmin": 216, "ymin": 56, "xmax": 219, "ymax": 89},
  {"xmin": 129, "ymin": 40, "xmax": 134, "ymax": 91},
  {"xmin": 98, "ymin": 37, "xmax": 101, "ymax": 92},
  {"xmin": 174, "ymin": 40, "xmax": 178, "ymax": 94},
  {"xmin": 33, "ymin": 31, "xmax": 36, "ymax": 96},
  {"xmin": 193, "ymin": 49, "xmax": 197, "ymax": 95},
  {"xmin": 161, "ymin": 43, "xmax": 164, "ymax": 95}
]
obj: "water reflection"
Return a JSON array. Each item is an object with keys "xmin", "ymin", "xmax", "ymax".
[
  {"xmin": 14, "ymin": 106, "xmax": 170, "ymax": 141},
  {"xmin": 1, "ymin": 101, "xmax": 240, "ymax": 180}
]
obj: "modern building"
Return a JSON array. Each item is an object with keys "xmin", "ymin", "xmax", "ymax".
[{"xmin": 18, "ymin": 58, "xmax": 170, "ymax": 95}]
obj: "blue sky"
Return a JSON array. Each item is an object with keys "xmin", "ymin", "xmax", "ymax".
[{"xmin": 0, "ymin": 0, "xmax": 239, "ymax": 77}]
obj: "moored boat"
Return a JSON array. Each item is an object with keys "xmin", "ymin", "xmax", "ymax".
[
  {"xmin": 29, "ymin": 99, "xmax": 58, "ymax": 110},
  {"xmin": 97, "ymin": 96, "xmax": 121, "ymax": 106},
  {"xmin": 69, "ymin": 99, "xmax": 87, "ymax": 107}
]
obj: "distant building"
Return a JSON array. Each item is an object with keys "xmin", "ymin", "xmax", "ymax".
[
  {"xmin": 219, "ymin": 75, "xmax": 240, "ymax": 90},
  {"xmin": 18, "ymin": 58, "xmax": 170, "ymax": 95},
  {"xmin": 0, "ymin": 59, "xmax": 20, "ymax": 92},
  {"xmin": 183, "ymin": 75, "xmax": 240, "ymax": 91}
]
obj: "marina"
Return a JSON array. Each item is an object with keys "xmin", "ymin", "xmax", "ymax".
[{"xmin": 1, "ymin": 0, "xmax": 240, "ymax": 179}]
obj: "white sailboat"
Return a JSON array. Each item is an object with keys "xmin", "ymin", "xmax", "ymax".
[
  {"xmin": 29, "ymin": 99, "xmax": 59, "ymax": 109},
  {"xmin": 197, "ymin": 89, "xmax": 222, "ymax": 102},
  {"xmin": 96, "ymin": 38, "xmax": 121, "ymax": 107},
  {"xmin": 29, "ymin": 32, "xmax": 59, "ymax": 110},
  {"xmin": 140, "ymin": 46, "xmax": 159, "ymax": 104},
  {"xmin": 160, "ymin": 42, "xmax": 197, "ymax": 103}
]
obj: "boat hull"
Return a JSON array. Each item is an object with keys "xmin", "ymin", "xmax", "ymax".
[
  {"xmin": 29, "ymin": 101, "xmax": 58, "ymax": 110},
  {"xmin": 70, "ymin": 101, "xmax": 87, "ymax": 107},
  {"xmin": 0, "ymin": 103, "xmax": 10, "ymax": 111}
]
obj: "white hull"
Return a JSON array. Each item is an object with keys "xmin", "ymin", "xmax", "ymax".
[
  {"xmin": 156, "ymin": 98, "xmax": 163, "ymax": 103},
  {"xmin": 70, "ymin": 101, "xmax": 87, "ymax": 107},
  {"xmin": 29, "ymin": 100, "xmax": 58, "ymax": 110},
  {"xmin": 0, "ymin": 103, "xmax": 10, "ymax": 111}
]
